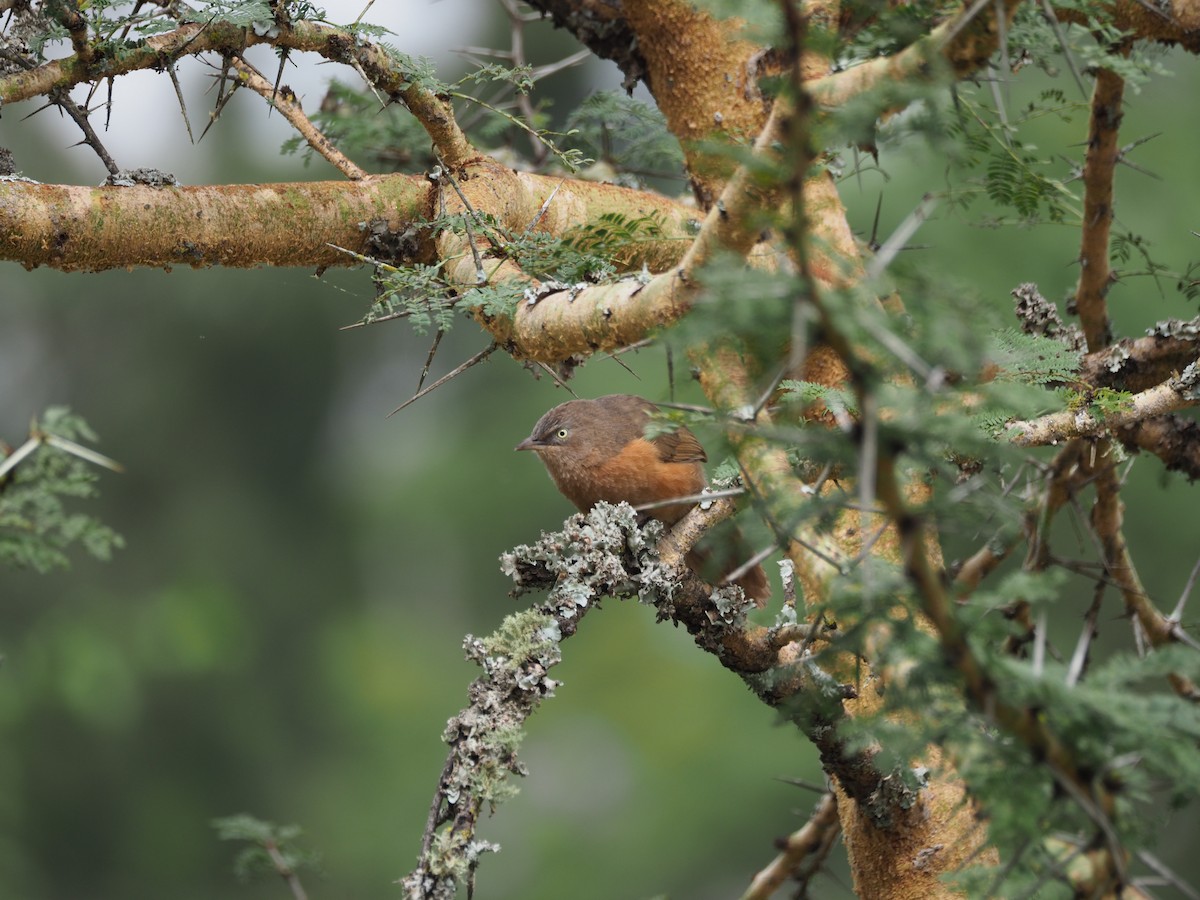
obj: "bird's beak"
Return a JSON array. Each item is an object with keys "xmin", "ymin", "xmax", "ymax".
[{"xmin": 514, "ymin": 437, "xmax": 539, "ymax": 452}]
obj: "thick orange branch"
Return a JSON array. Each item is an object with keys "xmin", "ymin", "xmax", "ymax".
[
  {"xmin": 0, "ymin": 171, "xmax": 699, "ymax": 273},
  {"xmin": 0, "ymin": 176, "xmax": 429, "ymax": 271}
]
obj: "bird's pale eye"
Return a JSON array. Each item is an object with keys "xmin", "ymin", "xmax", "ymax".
[{"xmin": 556, "ymin": 428, "xmax": 569, "ymax": 440}]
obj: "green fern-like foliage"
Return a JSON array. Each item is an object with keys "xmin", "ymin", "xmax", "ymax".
[
  {"xmin": 0, "ymin": 408, "xmax": 124, "ymax": 574},
  {"xmin": 513, "ymin": 212, "xmax": 667, "ymax": 284},
  {"xmin": 282, "ymin": 81, "xmax": 437, "ymax": 173},
  {"xmin": 212, "ymin": 814, "xmax": 320, "ymax": 884},
  {"xmin": 779, "ymin": 379, "xmax": 860, "ymax": 416},
  {"xmin": 180, "ymin": 0, "xmax": 273, "ymax": 28},
  {"xmin": 1085, "ymin": 386, "xmax": 1135, "ymax": 417},
  {"xmin": 968, "ymin": 330, "xmax": 1083, "ymax": 436},
  {"xmin": 990, "ymin": 328, "xmax": 1082, "ymax": 386},
  {"xmin": 365, "ymin": 263, "xmax": 453, "ymax": 335},
  {"xmin": 354, "ymin": 212, "xmax": 664, "ymax": 334},
  {"xmin": 565, "ymin": 92, "xmax": 685, "ymax": 183},
  {"xmin": 839, "ymin": 0, "xmax": 958, "ymax": 64}
]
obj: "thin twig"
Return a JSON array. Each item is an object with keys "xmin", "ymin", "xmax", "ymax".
[
  {"xmin": 1032, "ymin": 608, "xmax": 1048, "ymax": 676},
  {"xmin": 1038, "ymin": 0, "xmax": 1089, "ymax": 99},
  {"xmin": 166, "ymin": 64, "xmax": 195, "ymax": 143},
  {"xmin": 721, "ymin": 541, "xmax": 780, "ymax": 588},
  {"xmin": 987, "ymin": 65, "xmax": 1011, "ymax": 146},
  {"xmin": 51, "ymin": 91, "xmax": 119, "ymax": 175},
  {"xmin": 738, "ymin": 792, "xmax": 840, "ymax": 900},
  {"xmin": 498, "ymin": 0, "xmax": 546, "ymax": 164},
  {"xmin": 534, "ymin": 360, "xmax": 578, "ymax": 396},
  {"xmin": 231, "ymin": 56, "xmax": 367, "ymax": 180},
  {"xmin": 270, "ymin": 48, "xmax": 290, "ymax": 110},
  {"xmin": 1047, "ymin": 763, "xmax": 1126, "ymax": 885},
  {"xmin": 348, "ymin": 53, "xmax": 388, "ymax": 110},
  {"xmin": 434, "ymin": 161, "xmax": 489, "ymax": 284},
  {"xmin": 198, "ymin": 56, "xmax": 241, "ymax": 143},
  {"xmin": 416, "ymin": 329, "xmax": 446, "ymax": 393},
  {"xmin": 994, "ymin": 0, "xmax": 1011, "ymax": 95},
  {"xmin": 605, "ymin": 350, "xmax": 642, "ymax": 380},
  {"xmin": 954, "ymin": 531, "xmax": 1019, "ymax": 596},
  {"xmin": 635, "ymin": 486, "xmax": 747, "ymax": 513},
  {"xmin": 525, "ymin": 178, "xmax": 565, "ymax": 234},
  {"xmin": 939, "ymin": 0, "xmax": 998, "ymax": 46},
  {"xmin": 1170, "ymin": 552, "xmax": 1200, "ymax": 621},
  {"xmin": 1136, "ymin": 850, "xmax": 1200, "ymax": 900},
  {"xmin": 752, "ymin": 364, "xmax": 790, "ymax": 418},
  {"xmin": 0, "ymin": 429, "xmax": 123, "ymax": 481},
  {"xmin": 264, "ymin": 840, "xmax": 309, "ymax": 900},
  {"xmin": 387, "ymin": 344, "xmax": 497, "ymax": 417},
  {"xmin": 865, "ymin": 193, "xmax": 938, "ymax": 281},
  {"xmin": 1065, "ymin": 581, "xmax": 1104, "ymax": 686}
]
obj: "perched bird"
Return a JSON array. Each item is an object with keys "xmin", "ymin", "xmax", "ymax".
[{"xmin": 516, "ymin": 394, "xmax": 770, "ymax": 604}]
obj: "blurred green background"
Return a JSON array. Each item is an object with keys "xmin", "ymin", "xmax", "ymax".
[{"xmin": 2, "ymin": 4, "xmax": 1199, "ymax": 898}]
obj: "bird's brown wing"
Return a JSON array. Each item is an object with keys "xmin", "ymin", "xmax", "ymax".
[{"xmin": 650, "ymin": 427, "xmax": 707, "ymax": 464}]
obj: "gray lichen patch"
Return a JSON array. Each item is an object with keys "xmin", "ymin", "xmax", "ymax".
[
  {"xmin": 500, "ymin": 500, "xmax": 666, "ymax": 610},
  {"xmin": 404, "ymin": 502, "xmax": 669, "ymax": 900}
]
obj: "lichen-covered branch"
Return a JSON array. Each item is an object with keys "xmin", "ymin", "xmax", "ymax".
[
  {"xmin": 1007, "ymin": 362, "xmax": 1200, "ymax": 447},
  {"xmin": 405, "ymin": 499, "xmax": 878, "ymax": 898},
  {"xmin": 402, "ymin": 503, "xmax": 662, "ymax": 900},
  {"xmin": 1080, "ymin": 316, "xmax": 1200, "ymax": 392},
  {"xmin": 1026, "ymin": 440, "xmax": 1091, "ymax": 573}
]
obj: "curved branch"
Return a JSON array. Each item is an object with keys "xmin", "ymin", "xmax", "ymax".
[
  {"xmin": 1007, "ymin": 364, "xmax": 1200, "ymax": 447},
  {"xmin": 1054, "ymin": 0, "xmax": 1200, "ymax": 53},
  {"xmin": 1083, "ymin": 447, "xmax": 1200, "ymax": 700},
  {"xmin": 230, "ymin": 57, "xmax": 367, "ymax": 181},
  {"xmin": 507, "ymin": 497, "xmax": 887, "ymax": 799},
  {"xmin": 0, "ymin": 18, "xmax": 475, "ymax": 168},
  {"xmin": 1080, "ymin": 316, "xmax": 1200, "ymax": 391},
  {"xmin": 435, "ymin": 104, "xmax": 787, "ymax": 362},
  {"xmin": 402, "ymin": 499, "xmax": 875, "ymax": 900},
  {"xmin": 740, "ymin": 792, "xmax": 841, "ymax": 900},
  {"xmin": 809, "ymin": 0, "xmax": 1025, "ymax": 110}
]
